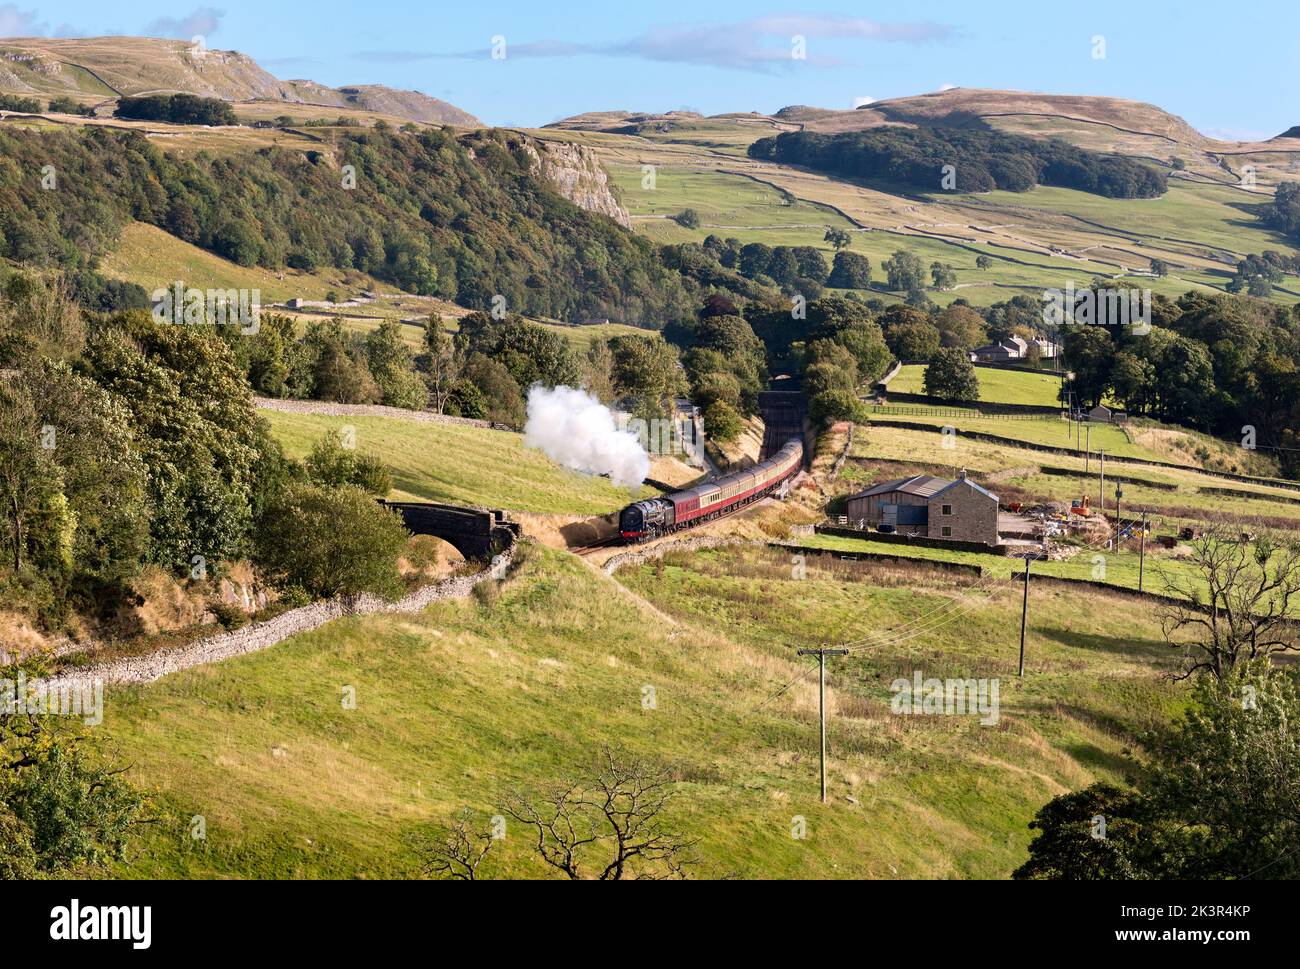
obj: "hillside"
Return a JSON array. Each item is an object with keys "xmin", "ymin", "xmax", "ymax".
[
  {"xmin": 103, "ymin": 543, "xmax": 1184, "ymax": 878},
  {"xmin": 540, "ymin": 87, "xmax": 1300, "ymax": 310},
  {"xmin": 0, "ymin": 36, "xmax": 479, "ymax": 126}
]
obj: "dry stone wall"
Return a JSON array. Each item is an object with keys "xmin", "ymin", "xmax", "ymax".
[{"xmin": 50, "ymin": 550, "xmax": 514, "ymax": 687}]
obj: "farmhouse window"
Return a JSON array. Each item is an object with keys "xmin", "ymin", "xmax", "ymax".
[{"xmin": 942, "ymin": 504, "xmax": 953, "ymax": 516}]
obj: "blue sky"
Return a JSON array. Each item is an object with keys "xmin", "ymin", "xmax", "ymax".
[{"xmin": 3, "ymin": 1, "xmax": 1297, "ymax": 138}]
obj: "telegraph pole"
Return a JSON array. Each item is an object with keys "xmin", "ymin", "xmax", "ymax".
[
  {"xmin": 1098, "ymin": 450, "xmax": 1106, "ymax": 514},
  {"xmin": 1019, "ymin": 558, "xmax": 1031, "ymax": 678},
  {"xmin": 1139, "ymin": 510, "xmax": 1149, "ymax": 592},
  {"xmin": 1085, "ymin": 424, "xmax": 1092, "ymax": 474},
  {"xmin": 797, "ymin": 646, "xmax": 849, "ymax": 803}
]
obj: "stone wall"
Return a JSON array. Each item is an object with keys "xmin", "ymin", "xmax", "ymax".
[
  {"xmin": 602, "ymin": 537, "xmax": 745, "ymax": 575},
  {"xmin": 254, "ymin": 397, "xmax": 515, "ymax": 432},
  {"xmin": 49, "ymin": 549, "xmax": 514, "ymax": 688}
]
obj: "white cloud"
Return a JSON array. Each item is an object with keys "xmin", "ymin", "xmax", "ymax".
[
  {"xmin": 363, "ymin": 13, "xmax": 956, "ymax": 73},
  {"xmin": 0, "ymin": 3, "xmax": 46, "ymax": 36},
  {"xmin": 939, "ymin": 82, "xmax": 958, "ymax": 91},
  {"xmin": 853, "ymin": 96, "xmax": 876, "ymax": 108},
  {"xmin": 143, "ymin": 6, "xmax": 224, "ymax": 40}
]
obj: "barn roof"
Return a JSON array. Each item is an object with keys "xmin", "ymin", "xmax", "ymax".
[
  {"xmin": 932, "ymin": 476, "xmax": 999, "ymax": 503},
  {"xmin": 850, "ymin": 475, "xmax": 951, "ymax": 500}
]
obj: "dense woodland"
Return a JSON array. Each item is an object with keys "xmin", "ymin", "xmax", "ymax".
[
  {"xmin": 0, "ymin": 126, "xmax": 733, "ymax": 326},
  {"xmin": 748, "ymin": 126, "xmax": 1169, "ymax": 198}
]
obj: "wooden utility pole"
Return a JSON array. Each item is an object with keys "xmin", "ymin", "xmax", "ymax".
[
  {"xmin": 1085, "ymin": 424, "xmax": 1092, "ymax": 474},
  {"xmin": 1138, "ymin": 510, "xmax": 1148, "ymax": 593},
  {"xmin": 1019, "ymin": 559, "xmax": 1031, "ymax": 678},
  {"xmin": 797, "ymin": 646, "xmax": 849, "ymax": 803},
  {"xmin": 1098, "ymin": 450, "xmax": 1106, "ymax": 514}
]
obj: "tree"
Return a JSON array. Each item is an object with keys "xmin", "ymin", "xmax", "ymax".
[
  {"xmin": 421, "ymin": 319, "xmax": 460, "ymax": 415},
  {"xmin": 0, "ymin": 378, "xmax": 55, "ymax": 573},
  {"xmin": 306, "ymin": 430, "xmax": 393, "ymax": 496},
  {"xmin": 1159, "ymin": 523, "xmax": 1300, "ymax": 679},
  {"xmin": 1144, "ymin": 662, "xmax": 1300, "ymax": 878},
  {"xmin": 824, "ymin": 228, "xmax": 852, "ymax": 251},
  {"xmin": 0, "ymin": 274, "xmax": 85, "ymax": 365},
  {"xmin": 923, "ymin": 347, "xmax": 980, "ymax": 401},
  {"xmin": 702, "ymin": 400, "xmax": 744, "ymax": 441},
  {"xmin": 975, "ymin": 255, "xmax": 992, "ymax": 270},
  {"xmin": 930, "ymin": 262, "xmax": 957, "ymax": 291},
  {"xmin": 883, "ymin": 250, "xmax": 926, "ymax": 293},
  {"xmin": 827, "ymin": 251, "xmax": 871, "ymax": 289},
  {"xmin": 609, "ymin": 335, "xmax": 685, "ymax": 426},
  {"xmin": 419, "ymin": 810, "xmax": 496, "ymax": 881},
  {"xmin": 1016, "ymin": 662, "xmax": 1300, "ymax": 880},
  {"xmin": 365, "ymin": 320, "xmax": 427, "ymax": 410},
  {"xmin": 254, "ymin": 484, "xmax": 409, "ymax": 600},
  {"xmin": 501, "ymin": 748, "xmax": 695, "ymax": 880},
  {"xmin": 674, "ymin": 209, "xmax": 701, "ymax": 230},
  {"xmin": 886, "ymin": 320, "xmax": 941, "ymax": 362},
  {"xmin": 1013, "ymin": 784, "xmax": 1150, "ymax": 880},
  {"xmin": 2, "ymin": 656, "xmax": 147, "ymax": 878},
  {"xmin": 1150, "ymin": 258, "xmax": 1169, "ymax": 277},
  {"xmin": 934, "ymin": 303, "xmax": 987, "ymax": 350},
  {"xmin": 85, "ymin": 318, "xmax": 263, "ymax": 574},
  {"xmin": 463, "ymin": 354, "xmax": 525, "ymax": 427},
  {"xmin": 808, "ymin": 388, "xmax": 868, "ymax": 426}
]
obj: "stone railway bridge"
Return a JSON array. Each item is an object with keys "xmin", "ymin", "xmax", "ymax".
[{"xmin": 379, "ymin": 502, "xmax": 520, "ymax": 560}]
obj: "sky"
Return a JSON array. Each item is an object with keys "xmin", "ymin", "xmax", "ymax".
[{"xmin": 3, "ymin": 1, "xmax": 1297, "ymax": 138}]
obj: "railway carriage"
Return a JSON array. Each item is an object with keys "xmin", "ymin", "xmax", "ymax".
[{"xmin": 619, "ymin": 439, "xmax": 803, "ymax": 543}]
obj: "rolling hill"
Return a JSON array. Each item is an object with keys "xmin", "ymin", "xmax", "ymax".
[{"xmin": 0, "ymin": 35, "xmax": 480, "ymax": 125}]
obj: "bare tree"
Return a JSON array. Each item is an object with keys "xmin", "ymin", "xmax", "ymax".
[
  {"xmin": 420, "ymin": 810, "xmax": 495, "ymax": 881},
  {"xmin": 503, "ymin": 748, "xmax": 695, "ymax": 880},
  {"xmin": 1159, "ymin": 522, "xmax": 1300, "ymax": 679}
]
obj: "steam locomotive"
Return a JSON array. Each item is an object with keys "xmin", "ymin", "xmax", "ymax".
[{"xmin": 619, "ymin": 439, "xmax": 804, "ymax": 543}]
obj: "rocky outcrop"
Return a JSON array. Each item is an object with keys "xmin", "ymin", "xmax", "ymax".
[{"xmin": 520, "ymin": 138, "xmax": 631, "ymax": 228}]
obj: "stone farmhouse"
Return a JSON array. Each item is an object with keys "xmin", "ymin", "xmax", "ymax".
[{"xmin": 845, "ymin": 471, "xmax": 1000, "ymax": 545}]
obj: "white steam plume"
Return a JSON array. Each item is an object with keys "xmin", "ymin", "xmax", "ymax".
[{"xmin": 523, "ymin": 385, "xmax": 651, "ymax": 489}]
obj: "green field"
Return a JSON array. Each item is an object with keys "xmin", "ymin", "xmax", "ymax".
[
  {"xmin": 263, "ymin": 411, "xmax": 656, "ymax": 514},
  {"xmin": 797, "ymin": 532, "xmax": 1205, "ymax": 599},
  {"xmin": 103, "ymin": 544, "xmax": 1186, "ymax": 878},
  {"xmin": 889, "ymin": 365, "xmax": 1066, "ymax": 408},
  {"xmin": 979, "ymin": 181, "xmax": 1292, "ymax": 265},
  {"xmin": 869, "ymin": 410, "xmax": 1149, "ymax": 458}
]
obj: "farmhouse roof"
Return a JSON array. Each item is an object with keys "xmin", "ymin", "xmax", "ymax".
[
  {"xmin": 851, "ymin": 475, "xmax": 951, "ymax": 500},
  {"xmin": 931, "ymin": 474, "xmax": 999, "ymax": 504}
]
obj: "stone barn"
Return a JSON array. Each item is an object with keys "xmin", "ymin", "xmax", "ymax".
[
  {"xmin": 844, "ymin": 471, "xmax": 1000, "ymax": 545},
  {"xmin": 926, "ymin": 473, "xmax": 999, "ymax": 544},
  {"xmin": 845, "ymin": 475, "xmax": 950, "ymax": 536}
]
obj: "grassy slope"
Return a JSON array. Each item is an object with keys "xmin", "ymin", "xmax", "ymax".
[
  {"xmin": 571, "ymin": 115, "xmax": 1299, "ymax": 308},
  {"xmin": 105, "ymin": 545, "xmax": 1185, "ymax": 879},
  {"xmin": 851, "ymin": 424, "xmax": 1300, "ymax": 525},
  {"xmin": 889, "ymin": 365, "xmax": 1065, "ymax": 408},
  {"xmin": 263, "ymin": 411, "xmax": 655, "ymax": 515},
  {"xmin": 799, "ymin": 531, "xmax": 1204, "ymax": 599},
  {"xmin": 99, "ymin": 222, "xmax": 373, "ymax": 304},
  {"xmin": 870, "ymin": 410, "xmax": 1147, "ymax": 457}
]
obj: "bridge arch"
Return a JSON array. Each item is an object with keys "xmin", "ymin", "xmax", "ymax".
[{"xmin": 378, "ymin": 502, "xmax": 520, "ymax": 561}]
